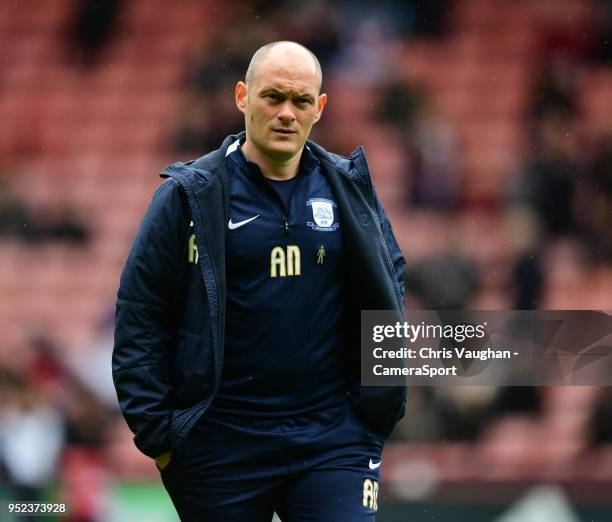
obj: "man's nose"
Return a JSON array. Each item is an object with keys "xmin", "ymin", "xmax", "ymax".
[{"xmin": 277, "ymin": 101, "xmax": 296, "ymax": 123}]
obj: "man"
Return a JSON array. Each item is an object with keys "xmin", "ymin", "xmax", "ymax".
[{"xmin": 112, "ymin": 41, "xmax": 406, "ymax": 521}]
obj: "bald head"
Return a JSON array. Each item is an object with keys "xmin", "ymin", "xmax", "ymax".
[
  {"xmin": 245, "ymin": 41, "xmax": 322, "ymax": 93},
  {"xmin": 235, "ymin": 40, "xmax": 327, "ymax": 168}
]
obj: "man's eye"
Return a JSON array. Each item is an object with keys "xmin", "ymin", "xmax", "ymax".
[
  {"xmin": 296, "ymin": 98, "xmax": 311, "ymax": 105},
  {"xmin": 266, "ymin": 94, "xmax": 279, "ymax": 101}
]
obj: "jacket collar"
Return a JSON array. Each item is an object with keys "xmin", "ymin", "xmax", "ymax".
[{"xmin": 161, "ymin": 131, "xmax": 369, "ymax": 188}]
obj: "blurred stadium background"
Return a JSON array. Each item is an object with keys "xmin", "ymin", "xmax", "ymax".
[{"xmin": 0, "ymin": 0, "xmax": 611, "ymax": 520}]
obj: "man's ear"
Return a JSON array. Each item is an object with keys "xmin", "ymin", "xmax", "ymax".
[
  {"xmin": 235, "ymin": 81, "xmax": 248, "ymax": 114},
  {"xmin": 315, "ymin": 93, "xmax": 327, "ymax": 122}
]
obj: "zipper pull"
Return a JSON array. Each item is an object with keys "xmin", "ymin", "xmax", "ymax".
[{"xmin": 284, "ymin": 220, "xmax": 288, "ymax": 234}]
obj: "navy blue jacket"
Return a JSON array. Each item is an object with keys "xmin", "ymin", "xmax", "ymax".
[{"xmin": 112, "ymin": 132, "xmax": 407, "ymax": 459}]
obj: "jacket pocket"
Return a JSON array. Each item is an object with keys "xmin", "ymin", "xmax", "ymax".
[
  {"xmin": 355, "ymin": 385, "xmax": 406, "ymax": 439},
  {"xmin": 173, "ymin": 330, "xmax": 214, "ymax": 403}
]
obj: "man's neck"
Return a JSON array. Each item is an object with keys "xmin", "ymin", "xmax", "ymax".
[{"xmin": 241, "ymin": 141, "xmax": 302, "ymax": 181}]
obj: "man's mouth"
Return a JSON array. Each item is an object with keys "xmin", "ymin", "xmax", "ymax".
[{"xmin": 272, "ymin": 128, "xmax": 296, "ymax": 135}]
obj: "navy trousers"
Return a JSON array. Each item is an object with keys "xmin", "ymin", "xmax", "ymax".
[{"xmin": 159, "ymin": 399, "xmax": 385, "ymax": 521}]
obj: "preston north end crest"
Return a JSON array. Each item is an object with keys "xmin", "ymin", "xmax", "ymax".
[{"xmin": 307, "ymin": 198, "xmax": 339, "ymax": 232}]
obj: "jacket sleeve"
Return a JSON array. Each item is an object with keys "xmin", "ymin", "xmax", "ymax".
[
  {"xmin": 372, "ymin": 185, "xmax": 406, "ymax": 307},
  {"xmin": 112, "ymin": 179, "xmax": 189, "ymax": 458}
]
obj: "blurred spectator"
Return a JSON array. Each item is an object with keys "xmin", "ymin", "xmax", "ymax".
[
  {"xmin": 529, "ymin": 0, "xmax": 589, "ymax": 119},
  {"xmin": 0, "ymin": 172, "xmax": 90, "ymax": 245},
  {"xmin": 0, "ymin": 371, "xmax": 65, "ymax": 500},
  {"xmin": 189, "ymin": 21, "xmax": 281, "ymax": 95},
  {"xmin": 512, "ymin": 250, "xmax": 545, "ymax": 309},
  {"xmin": 376, "ymin": 81, "xmax": 463, "ymax": 211},
  {"xmin": 588, "ymin": 388, "xmax": 612, "ymax": 444},
  {"xmin": 190, "ymin": 35, "xmax": 256, "ymax": 95},
  {"xmin": 575, "ymin": 131, "xmax": 612, "ymax": 262},
  {"xmin": 39, "ymin": 206, "xmax": 91, "ymax": 245},
  {"xmin": 512, "ymin": 111, "xmax": 580, "ymax": 237},
  {"xmin": 408, "ymin": 104, "xmax": 463, "ymax": 210},
  {"xmin": 265, "ymin": 1, "xmax": 343, "ymax": 69},
  {"xmin": 529, "ymin": 64, "xmax": 580, "ymax": 120},
  {"xmin": 504, "ymin": 208, "xmax": 545, "ymax": 309},
  {"xmin": 67, "ymin": 0, "xmax": 123, "ymax": 68},
  {"xmin": 67, "ymin": 312, "xmax": 119, "ymax": 408},
  {"xmin": 172, "ymin": 93, "xmax": 217, "ymax": 157},
  {"xmin": 0, "ymin": 177, "xmax": 35, "ymax": 241},
  {"xmin": 426, "ymin": 385, "xmax": 543, "ymax": 443},
  {"xmin": 60, "ymin": 447, "xmax": 110, "ymax": 522},
  {"xmin": 335, "ymin": 15, "xmax": 396, "ymax": 86},
  {"xmin": 62, "ymin": 383, "xmax": 115, "ymax": 449},
  {"xmin": 0, "ymin": 333, "xmax": 116, "ymax": 507},
  {"xmin": 338, "ymin": 0, "xmax": 453, "ymax": 41},
  {"xmin": 378, "ymin": 80, "xmax": 424, "ymax": 130},
  {"xmin": 173, "ymin": 91, "xmax": 244, "ymax": 158},
  {"xmin": 405, "ymin": 252, "xmax": 479, "ymax": 309},
  {"xmin": 175, "ymin": 24, "xmax": 275, "ymax": 156},
  {"xmin": 27, "ymin": 336, "xmax": 115, "ymax": 449},
  {"xmin": 431, "ymin": 386, "xmax": 500, "ymax": 441},
  {"xmin": 591, "ymin": 0, "xmax": 612, "ymax": 64},
  {"xmin": 410, "ymin": 0, "xmax": 454, "ymax": 38}
]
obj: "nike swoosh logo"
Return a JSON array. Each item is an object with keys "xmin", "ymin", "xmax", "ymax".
[
  {"xmin": 369, "ymin": 459, "xmax": 381, "ymax": 470},
  {"xmin": 228, "ymin": 215, "xmax": 259, "ymax": 230}
]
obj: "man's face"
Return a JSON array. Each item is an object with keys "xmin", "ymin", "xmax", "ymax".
[{"xmin": 236, "ymin": 51, "xmax": 326, "ymax": 162}]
